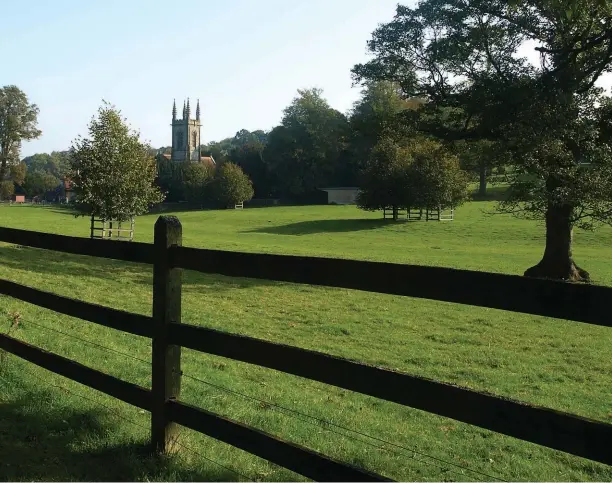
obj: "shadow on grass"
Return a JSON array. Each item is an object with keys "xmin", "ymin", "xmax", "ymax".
[
  {"xmin": 244, "ymin": 218, "xmax": 390, "ymax": 236},
  {"xmin": 470, "ymin": 186, "xmax": 509, "ymax": 202},
  {"xmin": 0, "ymin": 245, "xmax": 152, "ymax": 285},
  {"xmin": 0, "ymin": 245, "xmax": 282, "ymax": 293},
  {"xmin": 0, "ymin": 389, "xmax": 237, "ymax": 481}
]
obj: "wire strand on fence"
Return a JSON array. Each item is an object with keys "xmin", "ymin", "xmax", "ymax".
[
  {"xmin": 178, "ymin": 370, "xmax": 507, "ymax": 483},
  {"xmin": 3, "ymin": 321, "xmax": 504, "ymax": 481},
  {"xmin": 17, "ymin": 319, "xmax": 151, "ymax": 366},
  {"xmin": 0, "ymin": 352, "xmax": 252, "ymax": 482}
]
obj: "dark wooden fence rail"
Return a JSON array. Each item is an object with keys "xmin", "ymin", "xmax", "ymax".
[{"xmin": 0, "ymin": 217, "xmax": 611, "ymax": 482}]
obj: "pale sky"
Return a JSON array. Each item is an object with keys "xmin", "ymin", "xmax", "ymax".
[
  {"xmin": 4, "ymin": 1, "xmax": 610, "ymax": 157},
  {"xmin": 3, "ymin": 0, "xmax": 406, "ymax": 156}
]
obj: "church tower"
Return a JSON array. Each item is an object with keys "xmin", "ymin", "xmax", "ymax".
[{"xmin": 170, "ymin": 98, "xmax": 202, "ymax": 161}]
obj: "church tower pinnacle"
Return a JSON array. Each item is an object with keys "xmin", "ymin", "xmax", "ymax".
[{"xmin": 171, "ymin": 97, "xmax": 203, "ymax": 163}]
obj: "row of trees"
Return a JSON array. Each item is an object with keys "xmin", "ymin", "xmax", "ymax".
[
  {"xmin": 3, "ymin": 0, "xmax": 612, "ymax": 282},
  {"xmin": 69, "ymin": 102, "xmax": 253, "ymax": 223},
  {"xmin": 156, "ymin": 156, "xmax": 253, "ymax": 206},
  {"xmin": 155, "ymin": 82, "xmax": 478, "ymax": 205}
]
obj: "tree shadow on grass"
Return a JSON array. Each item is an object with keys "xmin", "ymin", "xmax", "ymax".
[
  {"xmin": 0, "ymin": 389, "xmax": 238, "ymax": 481},
  {"xmin": 0, "ymin": 245, "xmax": 281, "ymax": 295},
  {"xmin": 0, "ymin": 244, "xmax": 152, "ymax": 285},
  {"xmin": 244, "ymin": 218, "xmax": 390, "ymax": 236}
]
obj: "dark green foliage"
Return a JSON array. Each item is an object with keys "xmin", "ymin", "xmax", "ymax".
[
  {"xmin": 9, "ymin": 162, "xmax": 27, "ymax": 186},
  {"xmin": 0, "ymin": 180, "xmax": 14, "ymax": 200},
  {"xmin": 213, "ymin": 162, "xmax": 254, "ymax": 207},
  {"xmin": 183, "ymin": 162, "xmax": 215, "ymax": 206},
  {"xmin": 453, "ymin": 140, "xmax": 511, "ymax": 196},
  {"xmin": 156, "ymin": 157, "xmax": 186, "ymax": 202},
  {"xmin": 69, "ymin": 101, "xmax": 165, "ymax": 221},
  {"xmin": 358, "ymin": 137, "xmax": 469, "ymax": 217},
  {"xmin": 228, "ymin": 129, "xmax": 270, "ymax": 197},
  {"xmin": 21, "ymin": 151, "xmax": 70, "ymax": 180},
  {"xmin": 0, "ymin": 86, "xmax": 41, "ymax": 181},
  {"xmin": 353, "ymin": 0, "xmax": 612, "ymax": 280},
  {"xmin": 201, "ymin": 138, "xmax": 232, "ymax": 165},
  {"xmin": 349, "ymin": 82, "xmax": 419, "ymax": 161},
  {"xmin": 407, "ymin": 137, "xmax": 470, "ymax": 210},
  {"xmin": 263, "ymin": 88, "xmax": 351, "ymax": 197},
  {"xmin": 23, "ymin": 170, "xmax": 59, "ymax": 198},
  {"xmin": 357, "ymin": 138, "xmax": 414, "ymax": 214}
]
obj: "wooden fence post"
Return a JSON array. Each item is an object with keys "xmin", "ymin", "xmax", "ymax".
[{"xmin": 151, "ymin": 215, "xmax": 183, "ymax": 454}]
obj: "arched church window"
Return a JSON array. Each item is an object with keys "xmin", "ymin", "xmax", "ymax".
[
  {"xmin": 193, "ymin": 131, "xmax": 197, "ymax": 148},
  {"xmin": 176, "ymin": 131, "xmax": 184, "ymax": 150}
]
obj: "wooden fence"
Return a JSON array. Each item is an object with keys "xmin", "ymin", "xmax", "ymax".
[{"xmin": 0, "ymin": 215, "xmax": 610, "ymax": 481}]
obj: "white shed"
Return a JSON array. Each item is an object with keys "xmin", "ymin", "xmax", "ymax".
[{"xmin": 319, "ymin": 187, "xmax": 359, "ymax": 205}]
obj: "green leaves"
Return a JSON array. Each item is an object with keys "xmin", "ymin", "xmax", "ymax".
[
  {"xmin": 0, "ymin": 180, "xmax": 14, "ymax": 200},
  {"xmin": 0, "ymin": 86, "xmax": 41, "ymax": 181},
  {"xmin": 214, "ymin": 162, "xmax": 254, "ymax": 207},
  {"xmin": 70, "ymin": 101, "xmax": 165, "ymax": 221},
  {"xmin": 23, "ymin": 170, "xmax": 59, "ymax": 198},
  {"xmin": 264, "ymin": 88, "xmax": 350, "ymax": 197},
  {"xmin": 353, "ymin": 0, "xmax": 612, "ymax": 230},
  {"xmin": 357, "ymin": 136, "xmax": 469, "ymax": 212},
  {"xmin": 183, "ymin": 161, "xmax": 215, "ymax": 205}
]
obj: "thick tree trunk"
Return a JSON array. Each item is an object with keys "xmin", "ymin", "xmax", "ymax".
[
  {"xmin": 478, "ymin": 160, "xmax": 487, "ymax": 197},
  {"xmin": 392, "ymin": 205, "xmax": 398, "ymax": 221},
  {"xmin": 524, "ymin": 204, "xmax": 590, "ymax": 282}
]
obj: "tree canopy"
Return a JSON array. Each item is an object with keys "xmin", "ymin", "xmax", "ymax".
[
  {"xmin": 0, "ymin": 86, "xmax": 41, "ymax": 182},
  {"xmin": 183, "ymin": 161, "xmax": 215, "ymax": 206},
  {"xmin": 0, "ymin": 180, "xmax": 14, "ymax": 200},
  {"xmin": 69, "ymin": 101, "xmax": 164, "ymax": 222},
  {"xmin": 214, "ymin": 162, "xmax": 254, "ymax": 207},
  {"xmin": 353, "ymin": 0, "xmax": 612, "ymax": 281},
  {"xmin": 23, "ymin": 170, "xmax": 60, "ymax": 198},
  {"xmin": 264, "ymin": 88, "xmax": 350, "ymax": 198},
  {"xmin": 357, "ymin": 136, "xmax": 468, "ymax": 219}
]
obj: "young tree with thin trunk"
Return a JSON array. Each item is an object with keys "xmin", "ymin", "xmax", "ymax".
[
  {"xmin": 69, "ymin": 101, "xmax": 164, "ymax": 225},
  {"xmin": 353, "ymin": 0, "xmax": 612, "ymax": 282}
]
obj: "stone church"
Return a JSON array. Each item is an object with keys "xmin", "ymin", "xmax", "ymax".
[{"xmin": 160, "ymin": 99, "xmax": 216, "ymax": 167}]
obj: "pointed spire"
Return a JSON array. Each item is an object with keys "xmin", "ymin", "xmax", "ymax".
[
  {"xmin": 182, "ymin": 100, "xmax": 186, "ymax": 119},
  {"xmin": 186, "ymin": 98, "xmax": 191, "ymax": 120},
  {"xmin": 172, "ymin": 99, "xmax": 177, "ymax": 121},
  {"xmin": 196, "ymin": 99, "xmax": 200, "ymax": 121}
]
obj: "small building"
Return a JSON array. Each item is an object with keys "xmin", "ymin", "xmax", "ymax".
[
  {"xmin": 319, "ymin": 187, "xmax": 359, "ymax": 205},
  {"xmin": 12, "ymin": 195, "xmax": 25, "ymax": 203}
]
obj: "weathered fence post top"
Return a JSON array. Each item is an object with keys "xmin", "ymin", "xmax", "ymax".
[{"xmin": 154, "ymin": 215, "xmax": 182, "ymax": 244}]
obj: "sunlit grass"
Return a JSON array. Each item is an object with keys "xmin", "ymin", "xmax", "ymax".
[{"xmin": 0, "ymin": 202, "xmax": 610, "ymax": 481}]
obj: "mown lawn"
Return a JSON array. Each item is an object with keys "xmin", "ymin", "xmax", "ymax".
[{"xmin": 0, "ymin": 202, "xmax": 611, "ymax": 481}]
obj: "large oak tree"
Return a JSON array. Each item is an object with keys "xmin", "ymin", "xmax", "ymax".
[{"xmin": 353, "ymin": 0, "xmax": 612, "ymax": 282}]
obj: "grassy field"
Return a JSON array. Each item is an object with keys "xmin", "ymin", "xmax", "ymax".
[{"xmin": 0, "ymin": 201, "xmax": 611, "ymax": 481}]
